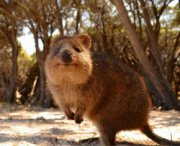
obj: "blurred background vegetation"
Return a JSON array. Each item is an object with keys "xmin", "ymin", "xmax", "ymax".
[{"xmin": 0, "ymin": 0, "xmax": 179, "ymax": 110}]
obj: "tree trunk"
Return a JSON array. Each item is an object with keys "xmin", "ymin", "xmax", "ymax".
[
  {"xmin": 38, "ymin": 60, "xmax": 46, "ymax": 105},
  {"xmin": 5, "ymin": 29, "xmax": 18, "ymax": 103},
  {"xmin": 113, "ymin": 0, "xmax": 180, "ymax": 110},
  {"xmin": 33, "ymin": 31, "xmax": 46, "ymax": 105},
  {"xmin": 75, "ymin": 0, "xmax": 81, "ymax": 34},
  {"xmin": 139, "ymin": 0, "xmax": 164, "ymax": 75},
  {"xmin": 34, "ymin": 29, "xmax": 52, "ymax": 106},
  {"xmin": 166, "ymin": 32, "xmax": 180, "ymax": 83},
  {"xmin": 53, "ymin": 0, "xmax": 64, "ymax": 36}
]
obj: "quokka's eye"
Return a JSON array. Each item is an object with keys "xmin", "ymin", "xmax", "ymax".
[
  {"xmin": 54, "ymin": 47, "xmax": 59, "ymax": 54},
  {"xmin": 73, "ymin": 46, "xmax": 81, "ymax": 53}
]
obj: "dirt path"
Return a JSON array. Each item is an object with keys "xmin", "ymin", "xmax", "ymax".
[{"xmin": 0, "ymin": 103, "xmax": 180, "ymax": 146}]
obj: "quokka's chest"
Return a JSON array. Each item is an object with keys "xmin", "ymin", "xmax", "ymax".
[{"xmin": 52, "ymin": 85, "xmax": 82, "ymax": 106}]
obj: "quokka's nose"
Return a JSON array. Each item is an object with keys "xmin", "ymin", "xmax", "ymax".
[{"xmin": 61, "ymin": 51, "xmax": 72, "ymax": 63}]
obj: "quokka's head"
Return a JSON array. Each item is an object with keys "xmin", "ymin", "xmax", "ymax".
[{"xmin": 45, "ymin": 34, "xmax": 93, "ymax": 86}]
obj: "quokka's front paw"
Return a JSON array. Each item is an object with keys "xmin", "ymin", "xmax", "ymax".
[
  {"xmin": 66, "ymin": 112, "xmax": 75, "ymax": 120},
  {"xmin": 74, "ymin": 114, "xmax": 83, "ymax": 124}
]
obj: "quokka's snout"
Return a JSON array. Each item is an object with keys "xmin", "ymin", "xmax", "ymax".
[{"xmin": 60, "ymin": 50, "xmax": 73, "ymax": 64}]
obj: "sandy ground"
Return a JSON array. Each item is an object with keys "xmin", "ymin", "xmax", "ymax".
[{"xmin": 0, "ymin": 103, "xmax": 180, "ymax": 146}]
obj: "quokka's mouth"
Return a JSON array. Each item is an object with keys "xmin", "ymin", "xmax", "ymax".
[
  {"xmin": 63, "ymin": 63, "xmax": 72, "ymax": 66},
  {"xmin": 56, "ymin": 62, "xmax": 75, "ymax": 67},
  {"xmin": 54, "ymin": 59, "xmax": 78, "ymax": 67}
]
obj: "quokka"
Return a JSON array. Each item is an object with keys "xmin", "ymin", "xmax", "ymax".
[{"xmin": 45, "ymin": 34, "xmax": 180, "ymax": 146}]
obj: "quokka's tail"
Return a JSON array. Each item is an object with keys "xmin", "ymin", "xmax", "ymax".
[{"xmin": 141, "ymin": 124, "xmax": 180, "ymax": 145}]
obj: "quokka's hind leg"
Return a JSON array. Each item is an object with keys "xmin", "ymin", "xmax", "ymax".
[
  {"xmin": 97, "ymin": 123, "xmax": 116, "ymax": 146},
  {"xmin": 99, "ymin": 130, "xmax": 116, "ymax": 146}
]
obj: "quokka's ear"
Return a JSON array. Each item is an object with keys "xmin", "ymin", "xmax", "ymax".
[{"xmin": 75, "ymin": 34, "xmax": 91, "ymax": 49}]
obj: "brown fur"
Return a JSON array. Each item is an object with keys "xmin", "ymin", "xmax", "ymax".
[{"xmin": 45, "ymin": 34, "xmax": 180, "ymax": 146}]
